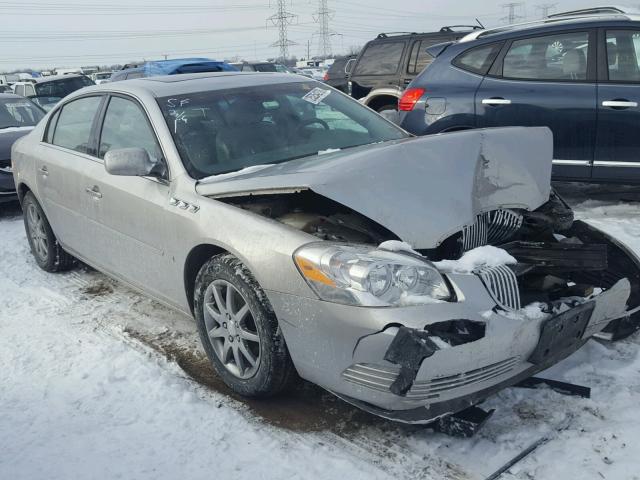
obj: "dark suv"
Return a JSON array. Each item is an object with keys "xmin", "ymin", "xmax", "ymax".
[
  {"xmin": 324, "ymin": 55, "xmax": 356, "ymax": 93},
  {"xmin": 348, "ymin": 27, "xmax": 480, "ymax": 113},
  {"xmin": 399, "ymin": 11, "xmax": 640, "ymax": 183}
]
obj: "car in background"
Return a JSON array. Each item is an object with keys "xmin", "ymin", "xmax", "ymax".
[
  {"xmin": 12, "ymin": 72, "xmax": 640, "ymax": 426},
  {"xmin": 0, "ymin": 85, "xmax": 13, "ymax": 94},
  {"xmin": 232, "ymin": 62, "xmax": 278, "ymax": 72},
  {"xmin": 323, "ymin": 55, "xmax": 356, "ymax": 93},
  {"xmin": 399, "ymin": 10, "xmax": 640, "ymax": 183},
  {"xmin": 91, "ymin": 72, "xmax": 113, "ymax": 84},
  {"xmin": 110, "ymin": 58, "xmax": 237, "ymax": 82},
  {"xmin": 0, "ymin": 93, "xmax": 44, "ymax": 203},
  {"xmin": 348, "ymin": 26, "xmax": 481, "ymax": 113},
  {"xmin": 13, "ymin": 74, "xmax": 94, "ymax": 111}
]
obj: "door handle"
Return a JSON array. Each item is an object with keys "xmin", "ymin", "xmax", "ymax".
[
  {"xmin": 482, "ymin": 98, "xmax": 512, "ymax": 105},
  {"xmin": 38, "ymin": 165, "xmax": 48, "ymax": 176},
  {"xmin": 85, "ymin": 186, "xmax": 102, "ymax": 199},
  {"xmin": 602, "ymin": 100, "xmax": 638, "ymax": 109}
]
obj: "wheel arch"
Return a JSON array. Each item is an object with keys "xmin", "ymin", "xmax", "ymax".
[
  {"xmin": 365, "ymin": 94, "xmax": 400, "ymax": 112},
  {"xmin": 184, "ymin": 243, "xmax": 229, "ymax": 315},
  {"xmin": 16, "ymin": 181, "xmax": 34, "ymax": 204}
]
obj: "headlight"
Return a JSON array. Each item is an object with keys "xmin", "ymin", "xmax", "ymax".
[{"xmin": 294, "ymin": 243, "xmax": 451, "ymax": 307}]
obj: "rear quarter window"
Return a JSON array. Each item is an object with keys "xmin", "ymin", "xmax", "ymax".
[
  {"xmin": 353, "ymin": 41, "xmax": 405, "ymax": 75},
  {"xmin": 452, "ymin": 43, "xmax": 503, "ymax": 75}
]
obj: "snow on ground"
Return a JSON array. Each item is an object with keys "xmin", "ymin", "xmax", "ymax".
[{"xmin": 2, "ymin": 182, "xmax": 640, "ymax": 480}]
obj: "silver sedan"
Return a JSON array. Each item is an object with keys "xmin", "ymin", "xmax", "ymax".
[{"xmin": 11, "ymin": 72, "xmax": 640, "ymax": 425}]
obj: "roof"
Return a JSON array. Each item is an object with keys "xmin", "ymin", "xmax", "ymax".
[
  {"xmin": 134, "ymin": 58, "xmax": 235, "ymax": 76},
  {"xmin": 79, "ymin": 71, "xmax": 312, "ymax": 98},
  {"xmin": 32, "ymin": 73, "xmax": 87, "ymax": 83},
  {"xmin": 460, "ymin": 13, "xmax": 639, "ymax": 42},
  {"xmin": 0, "ymin": 93, "xmax": 23, "ymax": 99}
]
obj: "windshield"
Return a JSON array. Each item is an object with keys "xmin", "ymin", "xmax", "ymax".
[
  {"xmin": 158, "ymin": 81, "xmax": 407, "ymax": 179},
  {"xmin": 0, "ymin": 97, "xmax": 44, "ymax": 129},
  {"xmin": 35, "ymin": 76, "xmax": 94, "ymax": 98}
]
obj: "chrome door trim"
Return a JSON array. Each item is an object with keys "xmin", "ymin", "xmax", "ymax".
[
  {"xmin": 593, "ymin": 161, "xmax": 640, "ymax": 167},
  {"xmin": 552, "ymin": 159, "xmax": 591, "ymax": 166}
]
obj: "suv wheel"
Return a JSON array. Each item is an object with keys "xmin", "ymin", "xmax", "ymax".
[
  {"xmin": 22, "ymin": 191, "xmax": 76, "ymax": 272},
  {"xmin": 194, "ymin": 253, "xmax": 297, "ymax": 397}
]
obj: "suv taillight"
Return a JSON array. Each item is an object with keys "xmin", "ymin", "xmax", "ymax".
[
  {"xmin": 323, "ymin": 72, "xmax": 329, "ymax": 81},
  {"xmin": 398, "ymin": 88, "xmax": 425, "ymax": 111}
]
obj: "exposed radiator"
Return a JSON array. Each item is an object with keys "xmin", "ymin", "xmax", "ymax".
[
  {"xmin": 475, "ymin": 264, "xmax": 522, "ymax": 311},
  {"xmin": 462, "ymin": 209, "xmax": 523, "ymax": 251}
]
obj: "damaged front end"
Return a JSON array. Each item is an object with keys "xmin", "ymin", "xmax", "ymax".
[{"xmin": 199, "ymin": 127, "xmax": 640, "ymax": 425}]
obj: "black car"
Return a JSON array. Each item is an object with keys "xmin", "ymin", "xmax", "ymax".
[
  {"xmin": 399, "ymin": 10, "xmax": 640, "ymax": 183},
  {"xmin": 323, "ymin": 55, "xmax": 355, "ymax": 93},
  {"xmin": 13, "ymin": 74, "xmax": 94, "ymax": 111},
  {"xmin": 348, "ymin": 26, "xmax": 481, "ymax": 113},
  {"xmin": 232, "ymin": 62, "xmax": 279, "ymax": 72},
  {"xmin": 0, "ymin": 94, "xmax": 44, "ymax": 203}
]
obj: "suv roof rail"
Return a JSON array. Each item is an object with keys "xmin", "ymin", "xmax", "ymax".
[
  {"xmin": 547, "ymin": 6, "xmax": 631, "ymax": 17},
  {"xmin": 376, "ymin": 32, "xmax": 418, "ymax": 38},
  {"xmin": 439, "ymin": 25, "xmax": 483, "ymax": 32}
]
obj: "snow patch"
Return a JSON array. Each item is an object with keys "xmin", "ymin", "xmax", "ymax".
[
  {"xmin": 434, "ymin": 245, "xmax": 517, "ymax": 274},
  {"xmin": 378, "ymin": 240, "xmax": 421, "ymax": 256}
]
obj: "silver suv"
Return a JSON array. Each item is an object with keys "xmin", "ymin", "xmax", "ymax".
[{"xmin": 11, "ymin": 73, "xmax": 640, "ymax": 425}]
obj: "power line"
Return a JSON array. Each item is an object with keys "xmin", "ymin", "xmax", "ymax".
[
  {"xmin": 267, "ymin": 0, "xmax": 297, "ymax": 61},
  {"xmin": 501, "ymin": 2, "xmax": 525, "ymax": 24},
  {"xmin": 535, "ymin": 3, "xmax": 557, "ymax": 18}
]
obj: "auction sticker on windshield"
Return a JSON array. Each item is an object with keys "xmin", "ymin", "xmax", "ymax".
[{"xmin": 302, "ymin": 87, "xmax": 331, "ymax": 105}]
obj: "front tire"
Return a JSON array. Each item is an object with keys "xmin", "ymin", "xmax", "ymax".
[
  {"xmin": 22, "ymin": 191, "xmax": 75, "ymax": 272},
  {"xmin": 194, "ymin": 254, "xmax": 297, "ymax": 397}
]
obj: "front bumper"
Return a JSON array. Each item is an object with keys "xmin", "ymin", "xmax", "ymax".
[
  {"xmin": 268, "ymin": 263, "xmax": 632, "ymax": 424},
  {"xmin": 0, "ymin": 168, "xmax": 17, "ymax": 203}
]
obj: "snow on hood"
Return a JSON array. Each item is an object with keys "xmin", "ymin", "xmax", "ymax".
[{"xmin": 196, "ymin": 126, "xmax": 553, "ymax": 249}]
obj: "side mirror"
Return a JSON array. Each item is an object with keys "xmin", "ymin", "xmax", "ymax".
[{"xmin": 104, "ymin": 147, "xmax": 156, "ymax": 176}]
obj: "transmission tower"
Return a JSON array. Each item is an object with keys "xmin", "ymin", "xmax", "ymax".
[
  {"xmin": 313, "ymin": 0, "xmax": 334, "ymax": 58},
  {"xmin": 535, "ymin": 3, "xmax": 557, "ymax": 18},
  {"xmin": 267, "ymin": 0, "xmax": 297, "ymax": 61},
  {"xmin": 501, "ymin": 2, "xmax": 525, "ymax": 24}
]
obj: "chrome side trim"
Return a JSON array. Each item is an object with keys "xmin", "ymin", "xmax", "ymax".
[
  {"xmin": 552, "ymin": 159, "xmax": 591, "ymax": 166},
  {"xmin": 593, "ymin": 161, "xmax": 640, "ymax": 168}
]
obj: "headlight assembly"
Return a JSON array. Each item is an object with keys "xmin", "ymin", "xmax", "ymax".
[{"xmin": 293, "ymin": 243, "xmax": 451, "ymax": 307}]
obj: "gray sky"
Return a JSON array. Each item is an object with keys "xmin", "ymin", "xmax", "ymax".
[{"xmin": 0, "ymin": 0, "xmax": 624, "ymax": 71}]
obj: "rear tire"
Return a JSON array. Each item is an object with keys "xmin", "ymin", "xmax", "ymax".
[
  {"xmin": 22, "ymin": 191, "xmax": 75, "ymax": 272},
  {"xmin": 194, "ymin": 253, "xmax": 297, "ymax": 397}
]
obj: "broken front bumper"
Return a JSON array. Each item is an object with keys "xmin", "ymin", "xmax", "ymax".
[{"xmin": 268, "ymin": 254, "xmax": 633, "ymax": 424}]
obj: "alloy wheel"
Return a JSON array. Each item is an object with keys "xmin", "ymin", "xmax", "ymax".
[
  {"xmin": 203, "ymin": 279, "xmax": 261, "ymax": 379},
  {"xmin": 26, "ymin": 202, "xmax": 48, "ymax": 262}
]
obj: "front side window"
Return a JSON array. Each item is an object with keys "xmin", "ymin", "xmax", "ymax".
[
  {"xmin": 353, "ymin": 42, "xmax": 405, "ymax": 75},
  {"xmin": 606, "ymin": 30, "xmax": 640, "ymax": 82},
  {"xmin": 454, "ymin": 43, "xmax": 502, "ymax": 75},
  {"xmin": 158, "ymin": 81, "xmax": 407, "ymax": 178},
  {"xmin": 502, "ymin": 32, "xmax": 589, "ymax": 80},
  {"xmin": 0, "ymin": 97, "xmax": 44, "ymax": 129},
  {"xmin": 99, "ymin": 96, "xmax": 162, "ymax": 162},
  {"xmin": 51, "ymin": 96, "xmax": 102, "ymax": 154}
]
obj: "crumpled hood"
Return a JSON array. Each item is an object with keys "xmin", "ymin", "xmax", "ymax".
[{"xmin": 196, "ymin": 126, "xmax": 553, "ymax": 249}]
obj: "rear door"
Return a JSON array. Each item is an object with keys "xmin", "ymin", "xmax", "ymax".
[
  {"xmin": 475, "ymin": 29, "xmax": 597, "ymax": 179},
  {"xmin": 594, "ymin": 28, "xmax": 640, "ymax": 181},
  {"xmin": 36, "ymin": 95, "xmax": 105, "ymax": 257}
]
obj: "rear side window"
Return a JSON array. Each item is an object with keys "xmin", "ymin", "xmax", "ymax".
[
  {"xmin": 453, "ymin": 43, "xmax": 502, "ymax": 74},
  {"xmin": 353, "ymin": 42, "xmax": 405, "ymax": 75},
  {"xmin": 407, "ymin": 40, "xmax": 435, "ymax": 74},
  {"xmin": 502, "ymin": 32, "xmax": 589, "ymax": 80},
  {"xmin": 51, "ymin": 96, "xmax": 102, "ymax": 154}
]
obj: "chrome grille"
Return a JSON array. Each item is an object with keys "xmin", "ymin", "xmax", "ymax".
[
  {"xmin": 462, "ymin": 209, "xmax": 523, "ymax": 251},
  {"xmin": 475, "ymin": 264, "xmax": 521, "ymax": 311},
  {"xmin": 342, "ymin": 357, "xmax": 520, "ymax": 400}
]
